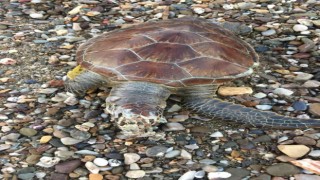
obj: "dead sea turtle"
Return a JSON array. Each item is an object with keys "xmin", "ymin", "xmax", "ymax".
[{"xmin": 65, "ymin": 17, "xmax": 320, "ymax": 137}]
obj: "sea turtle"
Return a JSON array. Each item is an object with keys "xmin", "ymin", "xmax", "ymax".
[{"xmin": 65, "ymin": 17, "xmax": 320, "ymax": 137}]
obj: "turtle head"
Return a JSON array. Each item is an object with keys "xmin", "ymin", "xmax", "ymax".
[
  {"xmin": 105, "ymin": 82, "xmax": 171, "ymax": 138},
  {"xmin": 105, "ymin": 102, "xmax": 167, "ymax": 138}
]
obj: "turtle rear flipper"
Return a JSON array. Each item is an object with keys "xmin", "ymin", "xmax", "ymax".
[{"xmin": 183, "ymin": 97, "xmax": 320, "ymax": 129}]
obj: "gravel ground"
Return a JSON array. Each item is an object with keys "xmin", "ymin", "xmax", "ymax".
[{"xmin": 1, "ymin": 0, "xmax": 320, "ymax": 180}]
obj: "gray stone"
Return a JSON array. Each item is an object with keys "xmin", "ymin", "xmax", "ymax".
[
  {"xmin": 146, "ymin": 146, "xmax": 168, "ymax": 157},
  {"xmin": 266, "ymin": 163, "xmax": 300, "ymax": 176},
  {"xmin": 226, "ymin": 168, "xmax": 250, "ymax": 180}
]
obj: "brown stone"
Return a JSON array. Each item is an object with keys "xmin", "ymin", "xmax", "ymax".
[
  {"xmin": 293, "ymin": 136, "xmax": 316, "ymax": 146},
  {"xmin": 89, "ymin": 174, "xmax": 103, "ymax": 180},
  {"xmin": 55, "ymin": 159, "xmax": 82, "ymax": 174},
  {"xmin": 277, "ymin": 145, "xmax": 310, "ymax": 158},
  {"xmin": 309, "ymin": 103, "xmax": 320, "ymax": 117}
]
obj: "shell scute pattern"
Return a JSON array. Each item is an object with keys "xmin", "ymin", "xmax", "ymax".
[{"xmin": 79, "ymin": 18, "xmax": 257, "ymax": 87}]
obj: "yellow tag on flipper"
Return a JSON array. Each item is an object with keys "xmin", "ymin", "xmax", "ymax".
[{"xmin": 67, "ymin": 65, "xmax": 84, "ymax": 80}]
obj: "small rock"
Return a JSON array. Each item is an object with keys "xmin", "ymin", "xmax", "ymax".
[
  {"xmin": 130, "ymin": 163, "xmax": 140, "ymax": 170},
  {"xmin": 19, "ymin": 128, "xmax": 37, "ymax": 137},
  {"xmin": 68, "ymin": 5, "xmax": 83, "ymax": 15},
  {"xmin": 180, "ymin": 149, "xmax": 192, "ymax": 160},
  {"xmin": 210, "ymin": 131, "xmax": 224, "ymax": 138},
  {"xmin": 26, "ymin": 154, "xmax": 41, "ymax": 165},
  {"xmin": 124, "ymin": 153, "xmax": 140, "ymax": 165},
  {"xmin": 60, "ymin": 137, "xmax": 83, "ymax": 145},
  {"xmin": 193, "ymin": 7, "xmax": 205, "ymax": 14},
  {"xmin": 293, "ymin": 136, "xmax": 316, "ymax": 145},
  {"xmin": 125, "ymin": 170, "xmax": 145, "ymax": 178},
  {"xmin": 85, "ymin": 162, "xmax": 99, "ymax": 174},
  {"xmin": 218, "ymin": 87, "xmax": 253, "ymax": 96},
  {"xmin": 202, "ymin": 165, "xmax": 219, "ymax": 172},
  {"xmin": 108, "ymin": 159, "xmax": 122, "ymax": 167},
  {"xmin": 167, "ymin": 104, "xmax": 182, "ymax": 112},
  {"xmin": 253, "ymin": 92, "xmax": 267, "ymax": 99},
  {"xmin": 273, "ymin": 88, "xmax": 294, "ymax": 96},
  {"xmin": 18, "ymin": 173, "xmax": 35, "ymax": 180},
  {"xmin": 294, "ymin": 72, "xmax": 313, "ymax": 81},
  {"xmin": 294, "ymin": 174, "xmax": 320, "ymax": 180},
  {"xmin": 313, "ymin": 20, "xmax": 320, "ymax": 27},
  {"xmin": 277, "ymin": 145, "xmax": 310, "ymax": 158},
  {"xmin": 93, "ymin": 158, "xmax": 109, "ymax": 166},
  {"xmin": 293, "ymin": 24, "xmax": 308, "ymax": 32},
  {"xmin": 308, "ymin": 150, "xmax": 320, "ymax": 157},
  {"xmin": 195, "ymin": 171, "xmax": 205, "ymax": 178},
  {"xmin": 36, "ymin": 157, "xmax": 60, "ymax": 168},
  {"xmin": 236, "ymin": 2, "xmax": 256, "ymax": 10},
  {"xmin": 0, "ymin": 58, "xmax": 17, "ymax": 65},
  {"xmin": 250, "ymin": 174, "xmax": 271, "ymax": 180},
  {"xmin": 89, "ymin": 173, "xmax": 103, "ymax": 180},
  {"xmin": 262, "ymin": 29, "xmax": 276, "ymax": 36},
  {"xmin": 266, "ymin": 163, "xmax": 300, "ymax": 176},
  {"xmin": 163, "ymin": 122, "xmax": 185, "ymax": 131},
  {"xmin": 292, "ymin": 101, "xmax": 308, "ymax": 111},
  {"xmin": 208, "ymin": 172, "xmax": 231, "ymax": 179},
  {"xmin": 50, "ymin": 173, "xmax": 68, "ymax": 180},
  {"xmin": 309, "ymin": 103, "xmax": 320, "ymax": 117},
  {"xmin": 226, "ymin": 168, "xmax": 250, "ymax": 180},
  {"xmin": 165, "ymin": 150, "xmax": 180, "ymax": 158},
  {"xmin": 55, "ymin": 159, "xmax": 82, "ymax": 173},
  {"xmin": 303, "ymin": 80, "xmax": 320, "ymax": 88},
  {"xmin": 146, "ymin": 146, "xmax": 168, "ymax": 157},
  {"xmin": 256, "ymin": 105, "xmax": 273, "ymax": 110},
  {"xmin": 75, "ymin": 150, "xmax": 99, "ymax": 155},
  {"xmin": 39, "ymin": 136, "xmax": 52, "ymax": 143},
  {"xmin": 30, "ymin": 13, "xmax": 43, "ymax": 19},
  {"xmin": 179, "ymin": 171, "xmax": 196, "ymax": 180}
]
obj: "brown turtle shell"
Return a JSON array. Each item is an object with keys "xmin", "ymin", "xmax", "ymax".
[{"xmin": 76, "ymin": 17, "xmax": 258, "ymax": 87}]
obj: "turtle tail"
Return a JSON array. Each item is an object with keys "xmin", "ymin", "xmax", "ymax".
[
  {"xmin": 182, "ymin": 97, "xmax": 320, "ymax": 129},
  {"xmin": 64, "ymin": 70, "xmax": 106, "ymax": 95}
]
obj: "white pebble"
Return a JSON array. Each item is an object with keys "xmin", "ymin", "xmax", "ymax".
[
  {"xmin": 60, "ymin": 137, "xmax": 83, "ymax": 145},
  {"xmin": 126, "ymin": 170, "xmax": 145, "ymax": 178},
  {"xmin": 193, "ymin": 7, "xmax": 205, "ymax": 14},
  {"xmin": 293, "ymin": 24, "xmax": 308, "ymax": 32},
  {"xmin": 178, "ymin": 171, "xmax": 196, "ymax": 180},
  {"xmin": 195, "ymin": 170, "xmax": 205, "ymax": 178},
  {"xmin": 309, "ymin": 150, "xmax": 320, "ymax": 157},
  {"xmin": 208, "ymin": 172, "xmax": 232, "ymax": 179},
  {"xmin": 180, "ymin": 149, "xmax": 192, "ymax": 160},
  {"xmin": 255, "ymin": 105, "xmax": 272, "ymax": 110},
  {"xmin": 273, "ymin": 88, "xmax": 294, "ymax": 96},
  {"xmin": 64, "ymin": 96, "xmax": 78, "ymax": 105},
  {"xmin": 262, "ymin": 29, "xmax": 276, "ymax": 36},
  {"xmin": 93, "ymin": 158, "xmax": 109, "ymax": 166},
  {"xmin": 85, "ymin": 162, "xmax": 99, "ymax": 174},
  {"xmin": 124, "ymin": 153, "xmax": 140, "ymax": 165},
  {"xmin": 30, "ymin": 13, "xmax": 43, "ymax": 19},
  {"xmin": 254, "ymin": 92, "xmax": 267, "ymax": 99},
  {"xmin": 223, "ymin": 4, "xmax": 234, "ymax": 10},
  {"xmin": 210, "ymin": 131, "xmax": 224, "ymax": 138}
]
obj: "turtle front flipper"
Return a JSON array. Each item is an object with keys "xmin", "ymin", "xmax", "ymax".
[
  {"xmin": 65, "ymin": 65, "xmax": 107, "ymax": 94},
  {"xmin": 105, "ymin": 82, "xmax": 171, "ymax": 137},
  {"xmin": 183, "ymin": 97, "xmax": 320, "ymax": 129}
]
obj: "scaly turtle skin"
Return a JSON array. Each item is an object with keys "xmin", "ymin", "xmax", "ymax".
[{"xmin": 65, "ymin": 17, "xmax": 320, "ymax": 137}]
